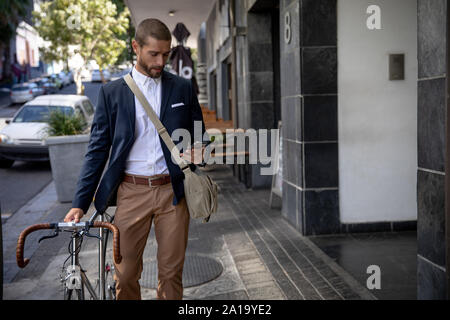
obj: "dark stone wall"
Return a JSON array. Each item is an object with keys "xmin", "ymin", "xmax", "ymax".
[
  {"xmin": 417, "ymin": 0, "xmax": 448, "ymax": 300},
  {"xmin": 206, "ymin": 0, "xmax": 450, "ymax": 300},
  {"xmin": 280, "ymin": 0, "xmax": 339, "ymax": 235}
]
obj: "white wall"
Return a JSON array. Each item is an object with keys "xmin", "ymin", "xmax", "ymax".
[{"xmin": 338, "ymin": 0, "xmax": 417, "ymax": 223}]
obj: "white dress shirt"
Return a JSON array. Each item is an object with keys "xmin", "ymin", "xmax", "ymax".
[{"xmin": 124, "ymin": 66, "xmax": 169, "ymax": 176}]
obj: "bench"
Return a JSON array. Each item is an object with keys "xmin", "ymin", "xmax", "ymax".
[
  {"xmin": 201, "ymin": 106, "xmax": 217, "ymax": 122},
  {"xmin": 201, "ymin": 106, "xmax": 235, "ymax": 134}
]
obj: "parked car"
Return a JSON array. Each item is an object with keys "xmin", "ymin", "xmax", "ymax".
[
  {"xmin": 66, "ymin": 71, "xmax": 74, "ymax": 83},
  {"xmin": 10, "ymin": 83, "xmax": 34, "ymax": 104},
  {"xmin": 58, "ymin": 71, "xmax": 71, "ymax": 86},
  {"xmin": 40, "ymin": 77, "xmax": 58, "ymax": 94},
  {"xmin": 29, "ymin": 78, "xmax": 48, "ymax": 95},
  {"xmin": 80, "ymin": 68, "xmax": 91, "ymax": 81},
  {"xmin": 0, "ymin": 94, "xmax": 95, "ymax": 168},
  {"xmin": 49, "ymin": 74, "xmax": 63, "ymax": 89},
  {"xmin": 91, "ymin": 69, "xmax": 111, "ymax": 82},
  {"xmin": 27, "ymin": 82, "xmax": 45, "ymax": 97}
]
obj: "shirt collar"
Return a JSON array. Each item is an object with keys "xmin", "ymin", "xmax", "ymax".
[{"xmin": 132, "ymin": 66, "xmax": 161, "ymax": 87}]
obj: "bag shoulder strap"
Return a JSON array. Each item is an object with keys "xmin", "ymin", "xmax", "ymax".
[{"xmin": 123, "ymin": 73, "xmax": 191, "ymax": 173}]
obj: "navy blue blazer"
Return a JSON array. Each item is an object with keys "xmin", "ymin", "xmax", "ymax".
[{"xmin": 72, "ymin": 70, "xmax": 208, "ymax": 214}]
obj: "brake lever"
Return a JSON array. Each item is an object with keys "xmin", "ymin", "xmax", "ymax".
[
  {"xmin": 38, "ymin": 229, "xmax": 59, "ymax": 243},
  {"xmin": 83, "ymin": 230, "xmax": 102, "ymax": 241}
]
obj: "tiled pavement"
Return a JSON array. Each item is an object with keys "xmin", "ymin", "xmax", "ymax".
[
  {"xmin": 215, "ymin": 175, "xmax": 375, "ymax": 300},
  {"xmin": 3, "ymin": 165, "xmax": 376, "ymax": 300}
]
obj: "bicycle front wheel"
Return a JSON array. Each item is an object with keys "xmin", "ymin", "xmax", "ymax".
[
  {"xmin": 63, "ymin": 265, "xmax": 85, "ymax": 300},
  {"xmin": 64, "ymin": 287, "xmax": 85, "ymax": 300}
]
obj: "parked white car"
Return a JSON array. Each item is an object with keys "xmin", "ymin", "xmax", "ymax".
[
  {"xmin": 0, "ymin": 94, "xmax": 95, "ymax": 168},
  {"xmin": 91, "ymin": 69, "xmax": 111, "ymax": 82},
  {"xmin": 10, "ymin": 83, "xmax": 34, "ymax": 104},
  {"xmin": 66, "ymin": 71, "xmax": 74, "ymax": 83},
  {"xmin": 58, "ymin": 71, "xmax": 72, "ymax": 86},
  {"xmin": 80, "ymin": 68, "xmax": 91, "ymax": 81},
  {"xmin": 40, "ymin": 77, "xmax": 58, "ymax": 94},
  {"xmin": 27, "ymin": 82, "xmax": 45, "ymax": 97}
]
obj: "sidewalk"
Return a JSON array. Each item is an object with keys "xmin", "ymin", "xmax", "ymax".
[{"xmin": 3, "ymin": 165, "xmax": 376, "ymax": 300}]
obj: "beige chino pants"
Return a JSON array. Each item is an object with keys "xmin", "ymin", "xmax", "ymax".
[{"xmin": 112, "ymin": 173, "xmax": 190, "ymax": 300}]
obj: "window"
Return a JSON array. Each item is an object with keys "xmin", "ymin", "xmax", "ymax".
[
  {"xmin": 75, "ymin": 106, "xmax": 83, "ymax": 116},
  {"xmin": 75, "ymin": 105, "xmax": 87, "ymax": 125},
  {"xmin": 12, "ymin": 85, "xmax": 31, "ymax": 92},
  {"xmin": 82, "ymin": 100, "xmax": 94, "ymax": 116},
  {"xmin": 13, "ymin": 105, "xmax": 74, "ymax": 123}
]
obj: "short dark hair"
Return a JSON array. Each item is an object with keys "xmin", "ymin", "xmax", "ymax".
[{"xmin": 135, "ymin": 18, "xmax": 172, "ymax": 46}]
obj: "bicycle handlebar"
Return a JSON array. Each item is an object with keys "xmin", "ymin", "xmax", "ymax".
[
  {"xmin": 16, "ymin": 223, "xmax": 53, "ymax": 268},
  {"xmin": 92, "ymin": 221, "xmax": 122, "ymax": 265},
  {"xmin": 16, "ymin": 221, "xmax": 122, "ymax": 269}
]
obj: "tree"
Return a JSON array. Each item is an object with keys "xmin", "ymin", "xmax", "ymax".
[
  {"xmin": 111, "ymin": 0, "xmax": 135, "ymax": 66},
  {"xmin": 0, "ymin": 0, "xmax": 29, "ymax": 82},
  {"xmin": 33, "ymin": 0, "xmax": 130, "ymax": 93}
]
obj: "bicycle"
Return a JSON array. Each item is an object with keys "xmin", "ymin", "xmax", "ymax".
[{"xmin": 16, "ymin": 210, "xmax": 122, "ymax": 300}]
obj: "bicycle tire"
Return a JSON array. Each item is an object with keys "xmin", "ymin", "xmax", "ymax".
[
  {"xmin": 64, "ymin": 287, "xmax": 85, "ymax": 300},
  {"xmin": 63, "ymin": 264, "xmax": 86, "ymax": 300}
]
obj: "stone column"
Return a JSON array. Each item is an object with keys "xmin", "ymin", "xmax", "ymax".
[
  {"xmin": 280, "ymin": 0, "xmax": 339, "ymax": 235},
  {"xmin": 417, "ymin": 0, "xmax": 448, "ymax": 300},
  {"xmin": 196, "ymin": 63, "xmax": 208, "ymax": 106}
]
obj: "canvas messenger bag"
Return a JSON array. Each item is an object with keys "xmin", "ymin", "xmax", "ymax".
[{"xmin": 124, "ymin": 74, "xmax": 218, "ymax": 223}]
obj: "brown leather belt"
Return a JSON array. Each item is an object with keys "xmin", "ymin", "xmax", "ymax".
[{"xmin": 123, "ymin": 174, "xmax": 171, "ymax": 186}]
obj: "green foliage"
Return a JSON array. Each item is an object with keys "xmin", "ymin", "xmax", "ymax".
[
  {"xmin": 32, "ymin": 0, "xmax": 130, "ymax": 74},
  {"xmin": 46, "ymin": 110, "xmax": 87, "ymax": 136},
  {"xmin": 111, "ymin": 0, "xmax": 135, "ymax": 65}
]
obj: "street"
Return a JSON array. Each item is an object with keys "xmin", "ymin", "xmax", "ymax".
[{"xmin": 0, "ymin": 81, "xmax": 102, "ymax": 222}]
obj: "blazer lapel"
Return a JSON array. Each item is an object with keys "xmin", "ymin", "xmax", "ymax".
[{"xmin": 160, "ymin": 70, "xmax": 174, "ymax": 121}]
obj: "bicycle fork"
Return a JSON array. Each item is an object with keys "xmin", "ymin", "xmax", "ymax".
[{"xmin": 64, "ymin": 233, "xmax": 98, "ymax": 300}]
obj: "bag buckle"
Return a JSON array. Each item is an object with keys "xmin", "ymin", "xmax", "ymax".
[{"xmin": 157, "ymin": 127, "xmax": 167, "ymax": 135}]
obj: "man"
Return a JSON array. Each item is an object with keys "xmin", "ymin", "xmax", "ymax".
[{"xmin": 64, "ymin": 18, "xmax": 208, "ymax": 300}]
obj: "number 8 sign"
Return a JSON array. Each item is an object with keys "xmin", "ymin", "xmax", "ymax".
[{"xmin": 284, "ymin": 11, "xmax": 291, "ymax": 44}]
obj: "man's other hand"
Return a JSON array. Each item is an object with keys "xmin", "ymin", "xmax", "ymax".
[{"xmin": 64, "ymin": 208, "xmax": 85, "ymax": 223}]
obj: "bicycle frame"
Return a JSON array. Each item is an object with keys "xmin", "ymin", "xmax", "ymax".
[{"xmin": 67, "ymin": 212, "xmax": 109, "ymax": 300}]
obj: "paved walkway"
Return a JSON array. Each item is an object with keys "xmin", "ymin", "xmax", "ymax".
[{"xmin": 3, "ymin": 165, "xmax": 376, "ymax": 300}]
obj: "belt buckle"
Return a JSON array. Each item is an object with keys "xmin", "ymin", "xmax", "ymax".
[
  {"xmin": 148, "ymin": 177, "xmax": 156, "ymax": 186},
  {"xmin": 148, "ymin": 176, "xmax": 161, "ymax": 186}
]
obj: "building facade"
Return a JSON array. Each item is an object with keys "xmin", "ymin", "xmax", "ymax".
[{"xmin": 202, "ymin": 0, "xmax": 450, "ymax": 299}]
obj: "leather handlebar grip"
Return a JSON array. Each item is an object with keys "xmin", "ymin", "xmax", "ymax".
[
  {"xmin": 93, "ymin": 221, "xmax": 122, "ymax": 264},
  {"xmin": 16, "ymin": 223, "xmax": 52, "ymax": 268}
]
